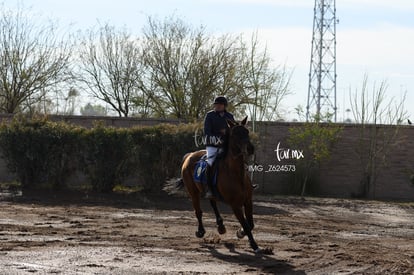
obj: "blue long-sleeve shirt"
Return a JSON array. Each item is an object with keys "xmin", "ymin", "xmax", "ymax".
[{"xmin": 203, "ymin": 110, "xmax": 234, "ymax": 147}]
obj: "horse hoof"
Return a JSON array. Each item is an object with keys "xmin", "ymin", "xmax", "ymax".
[
  {"xmin": 217, "ymin": 225, "xmax": 226, "ymax": 235},
  {"xmin": 195, "ymin": 229, "xmax": 206, "ymax": 238},
  {"xmin": 236, "ymin": 228, "xmax": 246, "ymax": 239}
]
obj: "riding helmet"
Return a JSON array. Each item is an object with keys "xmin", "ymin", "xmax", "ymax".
[{"xmin": 213, "ymin": 96, "xmax": 228, "ymax": 106}]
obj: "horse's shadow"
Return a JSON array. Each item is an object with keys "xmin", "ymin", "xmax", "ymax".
[{"xmin": 203, "ymin": 242, "xmax": 306, "ymax": 275}]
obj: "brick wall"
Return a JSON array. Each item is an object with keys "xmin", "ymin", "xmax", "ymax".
[
  {"xmin": 0, "ymin": 114, "xmax": 413, "ymax": 200},
  {"xmin": 251, "ymin": 122, "xmax": 414, "ymax": 200}
]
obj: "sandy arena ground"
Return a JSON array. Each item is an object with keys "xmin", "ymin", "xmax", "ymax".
[{"xmin": 0, "ymin": 192, "xmax": 413, "ymax": 274}]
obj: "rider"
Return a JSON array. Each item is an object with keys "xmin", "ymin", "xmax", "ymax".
[{"xmin": 204, "ymin": 96, "xmax": 234, "ymax": 199}]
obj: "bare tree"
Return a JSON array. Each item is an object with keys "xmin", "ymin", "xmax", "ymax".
[
  {"xmin": 350, "ymin": 75, "xmax": 408, "ymax": 198},
  {"xmin": 77, "ymin": 24, "xmax": 143, "ymax": 117},
  {"xmin": 239, "ymin": 32, "xmax": 291, "ymax": 129},
  {"xmin": 23, "ymin": 91, "xmax": 55, "ymax": 115},
  {"xmin": 0, "ymin": 5, "xmax": 73, "ymax": 114},
  {"xmin": 141, "ymin": 16, "xmax": 245, "ymax": 119},
  {"xmin": 140, "ymin": 16, "xmax": 293, "ymax": 121}
]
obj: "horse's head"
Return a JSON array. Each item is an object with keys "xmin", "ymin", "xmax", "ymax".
[{"xmin": 227, "ymin": 116, "xmax": 254, "ymax": 159}]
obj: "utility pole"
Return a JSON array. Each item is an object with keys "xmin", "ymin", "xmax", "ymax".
[{"xmin": 306, "ymin": 0, "xmax": 337, "ymax": 122}]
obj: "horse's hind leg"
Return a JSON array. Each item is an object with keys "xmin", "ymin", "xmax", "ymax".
[
  {"xmin": 232, "ymin": 206, "xmax": 259, "ymax": 252},
  {"xmin": 210, "ymin": 200, "xmax": 226, "ymax": 234},
  {"xmin": 192, "ymin": 195, "xmax": 206, "ymax": 238}
]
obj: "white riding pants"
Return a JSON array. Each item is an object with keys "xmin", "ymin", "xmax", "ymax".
[{"xmin": 206, "ymin": 146, "xmax": 223, "ymax": 167}]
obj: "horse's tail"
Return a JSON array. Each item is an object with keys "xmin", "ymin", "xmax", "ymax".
[
  {"xmin": 163, "ymin": 152, "xmax": 193, "ymax": 196},
  {"xmin": 163, "ymin": 177, "xmax": 185, "ymax": 195},
  {"xmin": 175, "ymin": 178, "xmax": 184, "ymax": 189}
]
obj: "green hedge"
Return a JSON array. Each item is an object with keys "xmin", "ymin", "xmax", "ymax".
[
  {"xmin": 81, "ymin": 124, "xmax": 134, "ymax": 192},
  {"xmin": 0, "ymin": 117, "xmax": 83, "ymax": 190},
  {"xmin": 131, "ymin": 123, "xmax": 198, "ymax": 191},
  {"xmin": 0, "ymin": 117, "xmax": 199, "ymax": 193}
]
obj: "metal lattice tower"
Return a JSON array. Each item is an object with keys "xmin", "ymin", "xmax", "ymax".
[{"xmin": 306, "ymin": 0, "xmax": 337, "ymax": 122}]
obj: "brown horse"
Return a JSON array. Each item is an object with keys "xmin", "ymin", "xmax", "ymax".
[{"xmin": 178, "ymin": 116, "xmax": 263, "ymax": 253}]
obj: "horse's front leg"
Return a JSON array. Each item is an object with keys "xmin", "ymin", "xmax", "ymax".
[
  {"xmin": 210, "ymin": 199, "xmax": 226, "ymax": 234},
  {"xmin": 236, "ymin": 198, "xmax": 254, "ymax": 239},
  {"xmin": 245, "ymin": 198, "xmax": 254, "ymax": 230},
  {"xmin": 232, "ymin": 206, "xmax": 260, "ymax": 253},
  {"xmin": 192, "ymin": 195, "xmax": 206, "ymax": 238}
]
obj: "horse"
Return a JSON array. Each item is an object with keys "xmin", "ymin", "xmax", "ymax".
[{"xmin": 177, "ymin": 116, "xmax": 266, "ymax": 254}]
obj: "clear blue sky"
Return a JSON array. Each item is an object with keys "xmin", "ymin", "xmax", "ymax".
[{"xmin": 3, "ymin": 0, "xmax": 414, "ymax": 121}]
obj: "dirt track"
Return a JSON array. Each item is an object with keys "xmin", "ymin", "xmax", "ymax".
[{"xmin": 0, "ymin": 192, "xmax": 414, "ymax": 274}]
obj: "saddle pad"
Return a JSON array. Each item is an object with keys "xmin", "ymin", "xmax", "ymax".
[
  {"xmin": 193, "ymin": 157, "xmax": 218, "ymax": 186},
  {"xmin": 194, "ymin": 160, "xmax": 208, "ymax": 184}
]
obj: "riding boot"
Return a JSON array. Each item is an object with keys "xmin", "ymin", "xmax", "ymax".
[{"xmin": 205, "ymin": 165, "xmax": 215, "ymax": 199}]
